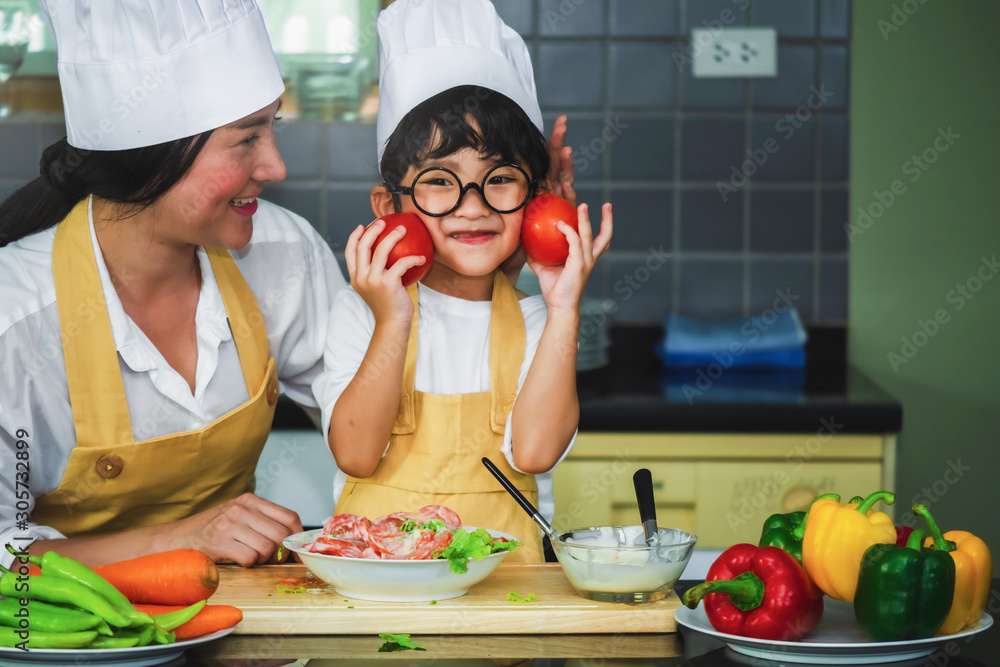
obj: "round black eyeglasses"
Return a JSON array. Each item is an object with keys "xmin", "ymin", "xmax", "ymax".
[{"xmin": 384, "ymin": 163, "xmax": 537, "ymax": 217}]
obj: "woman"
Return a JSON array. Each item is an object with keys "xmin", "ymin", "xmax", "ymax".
[{"xmin": 0, "ymin": 0, "xmax": 346, "ymax": 568}]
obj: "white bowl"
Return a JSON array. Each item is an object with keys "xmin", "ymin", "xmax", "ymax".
[
  {"xmin": 282, "ymin": 526, "xmax": 516, "ymax": 602},
  {"xmin": 551, "ymin": 525, "xmax": 697, "ymax": 603}
]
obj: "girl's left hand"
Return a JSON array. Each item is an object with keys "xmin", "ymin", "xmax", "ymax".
[{"xmin": 528, "ymin": 202, "xmax": 612, "ymax": 312}]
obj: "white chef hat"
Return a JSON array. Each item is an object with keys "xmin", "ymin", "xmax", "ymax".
[
  {"xmin": 38, "ymin": 0, "xmax": 285, "ymax": 151},
  {"xmin": 374, "ymin": 0, "xmax": 543, "ymax": 166}
]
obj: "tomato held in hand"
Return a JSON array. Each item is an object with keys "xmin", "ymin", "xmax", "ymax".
[
  {"xmin": 368, "ymin": 212, "xmax": 434, "ymax": 287},
  {"xmin": 520, "ymin": 193, "xmax": 579, "ymax": 266}
]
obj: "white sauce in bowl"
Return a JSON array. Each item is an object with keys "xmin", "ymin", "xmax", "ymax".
[{"xmin": 555, "ymin": 526, "xmax": 694, "ymax": 593}]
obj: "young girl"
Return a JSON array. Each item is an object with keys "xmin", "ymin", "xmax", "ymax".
[{"xmin": 316, "ymin": 0, "xmax": 612, "ymax": 562}]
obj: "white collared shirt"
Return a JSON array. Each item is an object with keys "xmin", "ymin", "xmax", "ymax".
[{"xmin": 0, "ymin": 198, "xmax": 347, "ymax": 566}]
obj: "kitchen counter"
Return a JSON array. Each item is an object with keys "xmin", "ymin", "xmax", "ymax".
[
  {"xmin": 185, "ymin": 577, "xmax": 998, "ymax": 666},
  {"xmin": 576, "ymin": 325, "xmax": 901, "ymax": 435},
  {"xmin": 272, "ymin": 325, "xmax": 902, "ymax": 435}
]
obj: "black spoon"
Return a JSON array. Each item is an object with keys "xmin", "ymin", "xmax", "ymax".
[
  {"xmin": 482, "ymin": 457, "xmax": 559, "ymax": 543},
  {"xmin": 633, "ymin": 468, "xmax": 658, "ymax": 545}
]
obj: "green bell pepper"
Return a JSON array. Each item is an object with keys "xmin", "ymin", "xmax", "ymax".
[
  {"xmin": 854, "ymin": 528, "xmax": 955, "ymax": 641},
  {"xmin": 758, "ymin": 493, "xmax": 839, "ymax": 564}
]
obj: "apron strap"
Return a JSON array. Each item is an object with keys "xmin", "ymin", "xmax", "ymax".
[
  {"xmin": 392, "ymin": 284, "xmax": 421, "ymax": 434},
  {"xmin": 52, "ymin": 197, "xmax": 272, "ymax": 448},
  {"xmin": 53, "ymin": 198, "xmax": 134, "ymax": 447},
  {"xmin": 392, "ymin": 274, "xmax": 526, "ymax": 435},
  {"xmin": 489, "ymin": 272, "xmax": 526, "ymax": 434},
  {"xmin": 205, "ymin": 248, "xmax": 270, "ymax": 395}
]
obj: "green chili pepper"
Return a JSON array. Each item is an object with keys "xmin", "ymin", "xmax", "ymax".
[
  {"xmin": 0, "ymin": 626, "xmax": 99, "ymax": 649},
  {"xmin": 0, "ymin": 597, "xmax": 108, "ymax": 634},
  {"xmin": 152, "ymin": 627, "xmax": 176, "ymax": 645},
  {"xmin": 87, "ymin": 635, "xmax": 142, "ymax": 649},
  {"xmin": 88, "ymin": 624, "xmax": 157, "ymax": 648},
  {"xmin": 0, "ymin": 568, "xmax": 132, "ymax": 629},
  {"xmin": 149, "ymin": 600, "xmax": 207, "ymax": 632},
  {"xmin": 4, "ymin": 545, "xmax": 152, "ymax": 628},
  {"xmin": 127, "ymin": 624, "xmax": 157, "ymax": 647}
]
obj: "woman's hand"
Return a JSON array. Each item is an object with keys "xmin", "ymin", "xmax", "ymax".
[
  {"xmin": 529, "ymin": 202, "xmax": 612, "ymax": 312},
  {"xmin": 164, "ymin": 493, "xmax": 302, "ymax": 567},
  {"xmin": 501, "ymin": 115, "xmax": 578, "ymax": 286},
  {"xmin": 544, "ymin": 115, "xmax": 576, "ymax": 206},
  {"xmin": 344, "ymin": 220, "xmax": 424, "ymax": 326}
]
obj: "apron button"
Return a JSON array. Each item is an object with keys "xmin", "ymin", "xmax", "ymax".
[
  {"xmin": 95, "ymin": 455, "xmax": 124, "ymax": 479},
  {"xmin": 266, "ymin": 377, "xmax": 279, "ymax": 406}
]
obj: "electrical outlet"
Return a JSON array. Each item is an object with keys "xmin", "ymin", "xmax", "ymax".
[{"xmin": 691, "ymin": 28, "xmax": 777, "ymax": 78}]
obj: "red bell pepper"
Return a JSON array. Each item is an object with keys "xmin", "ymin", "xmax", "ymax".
[
  {"xmin": 895, "ymin": 524, "xmax": 915, "ymax": 547},
  {"xmin": 682, "ymin": 544, "xmax": 825, "ymax": 641}
]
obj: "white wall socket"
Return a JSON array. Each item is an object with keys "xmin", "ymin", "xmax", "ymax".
[{"xmin": 691, "ymin": 27, "xmax": 777, "ymax": 78}]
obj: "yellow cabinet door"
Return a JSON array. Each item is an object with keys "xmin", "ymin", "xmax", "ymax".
[
  {"xmin": 693, "ymin": 461, "xmax": 883, "ymax": 548},
  {"xmin": 552, "ymin": 458, "xmax": 884, "ymax": 548},
  {"xmin": 551, "ymin": 460, "xmax": 697, "ymax": 534}
]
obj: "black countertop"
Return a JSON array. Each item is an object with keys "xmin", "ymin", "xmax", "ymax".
[
  {"xmin": 274, "ymin": 324, "xmax": 902, "ymax": 435},
  {"xmin": 576, "ymin": 325, "xmax": 903, "ymax": 434}
]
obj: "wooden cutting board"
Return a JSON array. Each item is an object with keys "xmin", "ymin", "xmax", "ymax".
[{"xmin": 212, "ymin": 563, "xmax": 680, "ymax": 635}]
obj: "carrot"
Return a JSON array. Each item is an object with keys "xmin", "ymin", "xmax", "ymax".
[
  {"xmin": 93, "ymin": 549, "xmax": 219, "ymax": 605},
  {"xmin": 133, "ymin": 603, "xmax": 243, "ymax": 640}
]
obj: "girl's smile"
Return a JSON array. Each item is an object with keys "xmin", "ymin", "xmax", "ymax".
[{"xmin": 388, "ymin": 148, "xmax": 528, "ymax": 294}]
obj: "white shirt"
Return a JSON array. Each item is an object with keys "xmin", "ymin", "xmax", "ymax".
[
  {"xmin": 313, "ymin": 283, "xmax": 575, "ymax": 524},
  {"xmin": 0, "ymin": 198, "xmax": 347, "ymax": 567}
]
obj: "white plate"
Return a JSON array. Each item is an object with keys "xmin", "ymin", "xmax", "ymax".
[
  {"xmin": 0, "ymin": 625, "xmax": 237, "ymax": 667},
  {"xmin": 674, "ymin": 599, "xmax": 993, "ymax": 664},
  {"xmin": 283, "ymin": 526, "xmax": 516, "ymax": 602}
]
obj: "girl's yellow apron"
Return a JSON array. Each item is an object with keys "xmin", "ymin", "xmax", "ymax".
[
  {"xmin": 32, "ymin": 198, "xmax": 279, "ymax": 537},
  {"xmin": 334, "ymin": 272, "xmax": 544, "ymax": 562}
]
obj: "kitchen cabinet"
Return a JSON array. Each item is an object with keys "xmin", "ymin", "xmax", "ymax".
[{"xmin": 551, "ymin": 432, "xmax": 896, "ymax": 548}]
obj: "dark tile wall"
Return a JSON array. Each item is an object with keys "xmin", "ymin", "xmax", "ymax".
[{"xmin": 0, "ymin": 0, "xmax": 850, "ymax": 325}]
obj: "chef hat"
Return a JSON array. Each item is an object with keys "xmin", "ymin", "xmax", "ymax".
[
  {"xmin": 38, "ymin": 0, "xmax": 285, "ymax": 151},
  {"xmin": 375, "ymin": 0, "xmax": 543, "ymax": 165}
]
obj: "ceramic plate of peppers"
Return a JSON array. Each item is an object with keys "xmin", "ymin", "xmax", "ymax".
[
  {"xmin": 675, "ymin": 600, "xmax": 992, "ymax": 664},
  {"xmin": 677, "ymin": 492, "xmax": 994, "ymax": 664}
]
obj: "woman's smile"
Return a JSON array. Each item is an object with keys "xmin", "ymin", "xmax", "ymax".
[{"xmin": 229, "ymin": 197, "xmax": 259, "ymax": 216}]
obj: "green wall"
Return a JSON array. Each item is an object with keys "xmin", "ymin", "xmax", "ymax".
[{"xmin": 851, "ymin": 1, "xmax": 1000, "ymax": 572}]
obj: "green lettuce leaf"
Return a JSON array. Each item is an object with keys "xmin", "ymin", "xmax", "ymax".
[
  {"xmin": 437, "ymin": 528, "xmax": 521, "ymax": 573},
  {"xmin": 506, "ymin": 591, "xmax": 539, "ymax": 603},
  {"xmin": 377, "ymin": 633, "xmax": 426, "ymax": 652}
]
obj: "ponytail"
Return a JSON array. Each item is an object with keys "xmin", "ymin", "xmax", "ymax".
[{"xmin": 0, "ymin": 132, "xmax": 213, "ymax": 247}]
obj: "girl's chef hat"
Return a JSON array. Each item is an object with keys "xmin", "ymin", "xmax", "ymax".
[
  {"xmin": 375, "ymin": 0, "xmax": 543, "ymax": 165},
  {"xmin": 38, "ymin": 0, "xmax": 284, "ymax": 151}
]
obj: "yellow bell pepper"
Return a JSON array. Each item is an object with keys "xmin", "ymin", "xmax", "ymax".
[
  {"xmin": 914, "ymin": 504, "xmax": 993, "ymax": 634},
  {"xmin": 802, "ymin": 491, "xmax": 896, "ymax": 602}
]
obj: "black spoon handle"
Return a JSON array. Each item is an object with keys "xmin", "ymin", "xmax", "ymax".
[
  {"xmin": 633, "ymin": 468, "xmax": 658, "ymax": 540},
  {"xmin": 482, "ymin": 457, "xmax": 557, "ymax": 541}
]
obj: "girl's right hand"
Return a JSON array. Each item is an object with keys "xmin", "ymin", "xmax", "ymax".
[{"xmin": 344, "ymin": 220, "xmax": 425, "ymax": 325}]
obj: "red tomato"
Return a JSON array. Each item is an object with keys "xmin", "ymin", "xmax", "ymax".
[
  {"xmin": 369, "ymin": 212, "xmax": 434, "ymax": 286},
  {"xmin": 520, "ymin": 193, "xmax": 579, "ymax": 266}
]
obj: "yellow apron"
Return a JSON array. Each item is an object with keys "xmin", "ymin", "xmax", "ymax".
[
  {"xmin": 334, "ymin": 272, "xmax": 544, "ymax": 562},
  {"xmin": 32, "ymin": 198, "xmax": 280, "ymax": 537}
]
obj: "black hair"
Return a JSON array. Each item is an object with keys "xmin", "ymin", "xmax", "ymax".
[
  {"xmin": 379, "ymin": 85, "xmax": 550, "ymax": 208},
  {"xmin": 0, "ymin": 132, "xmax": 213, "ymax": 247}
]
